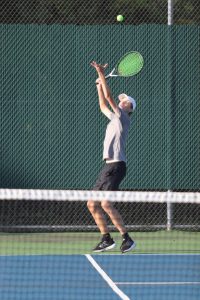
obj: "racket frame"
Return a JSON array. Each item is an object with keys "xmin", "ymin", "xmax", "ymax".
[{"xmin": 105, "ymin": 51, "xmax": 144, "ymax": 78}]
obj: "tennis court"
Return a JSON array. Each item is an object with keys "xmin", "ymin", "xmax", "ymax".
[
  {"xmin": 1, "ymin": 254, "xmax": 200, "ymax": 300},
  {"xmin": 1, "ymin": 231, "xmax": 200, "ymax": 300}
]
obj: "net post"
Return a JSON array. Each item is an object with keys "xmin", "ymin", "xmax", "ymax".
[
  {"xmin": 167, "ymin": 191, "xmax": 173, "ymax": 231},
  {"xmin": 167, "ymin": 202, "xmax": 173, "ymax": 231}
]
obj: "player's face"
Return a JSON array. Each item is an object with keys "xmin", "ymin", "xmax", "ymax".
[{"xmin": 118, "ymin": 100, "xmax": 132, "ymax": 112}]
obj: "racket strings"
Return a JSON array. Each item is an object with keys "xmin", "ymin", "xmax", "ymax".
[{"xmin": 116, "ymin": 52, "xmax": 144, "ymax": 76}]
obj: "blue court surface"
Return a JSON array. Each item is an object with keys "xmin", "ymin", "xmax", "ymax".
[{"xmin": 0, "ymin": 254, "xmax": 200, "ymax": 300}]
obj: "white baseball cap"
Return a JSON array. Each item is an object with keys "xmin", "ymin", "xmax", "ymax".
[{"xmin": 118, "ymin": 93, "xmax": 136, "ymax": 111}]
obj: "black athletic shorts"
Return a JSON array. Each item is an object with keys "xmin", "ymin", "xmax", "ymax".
[{"xmin": 93, "ymin": 161, "xmax": 126, "ymax": 191}]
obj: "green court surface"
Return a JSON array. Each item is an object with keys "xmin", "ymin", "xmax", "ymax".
[{"xmin": 0, "ymin": 231, "xmax": 200, "ymax": 255}]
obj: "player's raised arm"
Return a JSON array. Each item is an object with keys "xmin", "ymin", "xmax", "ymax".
[{"xmin": 91, "ymin": 61, "xmax": 120, "ymax": 116}]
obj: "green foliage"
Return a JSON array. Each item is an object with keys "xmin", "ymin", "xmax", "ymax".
[{"xmin": 0, "ymin": 0, "xmax": 199, "ymax": 24}]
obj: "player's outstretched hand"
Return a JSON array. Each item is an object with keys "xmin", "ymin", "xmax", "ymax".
[{"xmin": 91, "ymin": 61, "xmax": 108, "ymax": 73}]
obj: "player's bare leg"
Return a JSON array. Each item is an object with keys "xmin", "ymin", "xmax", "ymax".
[
  {"xmin": 101, "ymin": 200, "xmax": 127, "ymax": 234},
  {"xmin": 87, "ymin": 200, "xmax": 109, "ymax": 234},
  {"xmin": 100, "ymin": 200, "xmax": 136, "ymax": 252},
  {"xmin": 87, "ymin": 200, "xmax": 116, "ymax": 252}
]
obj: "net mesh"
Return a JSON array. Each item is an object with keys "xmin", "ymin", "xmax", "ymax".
[
  {"xmin": 117, "ymin": 52, "xmax": 144, "ymax": 76},
  {"xmin": 0, "ymin": 189, "xmax": 200, "ymax": 232}
]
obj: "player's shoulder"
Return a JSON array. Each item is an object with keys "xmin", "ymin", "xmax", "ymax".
[
  {"xmin": 112, "ymin": 107, "xmax": 121, "ymax": 118},
  {"xmin": 108, "ymin": 108, "xmax": 123, "ymax": 120}
]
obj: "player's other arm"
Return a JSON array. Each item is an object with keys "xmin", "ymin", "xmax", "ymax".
[
  {"xmin": 98, "ymin": 71, "xmax": 120, "ymax": 116},
  {"xmin": 96, "ymin": 79, "xmax": 112, "ymax": 119}
]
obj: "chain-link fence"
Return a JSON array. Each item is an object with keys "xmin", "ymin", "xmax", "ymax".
[
  {"xmin": 0, "ymin": 0, "xmax": 200, "ymax": 24},
  {"xmin": 0, "ymin": 1, "xmax": 199, "ymax": 192}
]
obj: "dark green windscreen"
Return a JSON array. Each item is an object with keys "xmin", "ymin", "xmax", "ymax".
[{"xmin": 0, "ymin": 25, "xmax": 199, "ymax": 190}]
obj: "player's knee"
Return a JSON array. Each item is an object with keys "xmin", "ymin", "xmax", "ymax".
[
  {"xmin": 101, "ymin": 200, "xmax": 113, "ymax": 213},
  {"xmin": 87, "ymin": 200, "xmax": 98, "ymax": 213}
]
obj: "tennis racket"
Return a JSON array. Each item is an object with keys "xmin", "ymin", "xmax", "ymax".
[{"xmin": 105, "ymin": 51, "xmax": 144, "ymax": 78}]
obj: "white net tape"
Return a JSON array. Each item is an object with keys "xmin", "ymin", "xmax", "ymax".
[{"xmin": 0, "ymin": 189, "xmax": 200, "ymax": 204}]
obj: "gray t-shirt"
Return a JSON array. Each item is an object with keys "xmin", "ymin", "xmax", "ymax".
[{"xmin": 103, "ymin": 108, "xmax": 130, "ymax": 162}]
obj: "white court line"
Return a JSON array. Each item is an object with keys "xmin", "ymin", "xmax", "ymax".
[
  {"xmin": 115, "ymin": 282, "xmax": 200, "ymax": 286},
  {"xmin": 85, "ymin": 254, "xmax": 130, "ymax": 300}
]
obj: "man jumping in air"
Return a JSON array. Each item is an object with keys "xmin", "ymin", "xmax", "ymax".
[{"xmin": 87, "ymin": 61, "xmax": 136, "ymax": 253}]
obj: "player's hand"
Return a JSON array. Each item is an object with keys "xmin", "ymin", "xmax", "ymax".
[{"xmin": 91, "ymin": 61, "xmax": 108, "ymax": 73}]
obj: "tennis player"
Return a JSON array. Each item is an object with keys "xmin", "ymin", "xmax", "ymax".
[{"xmin": 87, "ymin": 61, "xmax": 136, "ymax": 253}]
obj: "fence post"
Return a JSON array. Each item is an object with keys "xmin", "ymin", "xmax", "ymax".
[{"xmin": 167, "ymin": 0, "xmax": 174, "ymax": 231}]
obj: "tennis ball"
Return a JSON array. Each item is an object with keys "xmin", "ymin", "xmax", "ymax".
[{"xmin": 117, "ymin": 15, "xmax": 124, "ymax": 22}]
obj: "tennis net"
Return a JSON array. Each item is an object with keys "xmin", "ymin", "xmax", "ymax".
[{"xmin": 0, "ymin": 189, "xmax": 200, "ymax": 232}]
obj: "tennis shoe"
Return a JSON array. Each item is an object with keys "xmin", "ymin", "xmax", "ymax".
[
  {"xmin": 120, "ymin": 237, "xmax": 136, "ymax": 253},
  {"xmin": 93, "ymin": 238, "xmax": 116, "ymax": 252}
]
